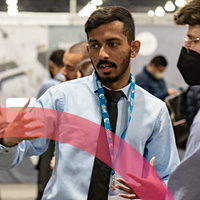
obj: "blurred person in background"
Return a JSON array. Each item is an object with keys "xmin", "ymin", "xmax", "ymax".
[
  {"xmin": 61, "ymin": 41, "xmax": 90, "ymax": 81},
  {"xmin": 37, "ymin": 49, "xmax": 65, "ymax": 99},
  {"xmin": 36, "ymin": 49, "xmax": 65, "ymax": 200},
  {"xmin": 37, "ymin": 41, "xmax": 93, "ymax": 199},
  {"xmin": 135, "ymin": 55, "xmax": 178, "ymax": 101}
]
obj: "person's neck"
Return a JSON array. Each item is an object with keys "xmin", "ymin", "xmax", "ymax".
[
  {"xmin": 103, "ymin": 81, "xmax": 129, "ymax": 91},
  {"xmin": 97, "ymin": 68, "xmax": 131, "ymax": 90},
  {"xmin": 146, "ymin": 65, "xmax": 154, "ymax": 74}
]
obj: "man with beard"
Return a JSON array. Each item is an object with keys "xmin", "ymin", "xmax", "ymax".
[{"xmin": 0, "ymin": 6, "xmax": 179, "ymax": 200}]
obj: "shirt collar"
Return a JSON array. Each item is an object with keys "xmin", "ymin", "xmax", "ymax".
[
  {"xmin": 91, "ymin": 72, "xmax": 131, "ymax": 102},
  {"xmin": 54, "ymin": 71, "xmax": 65, "ymax": 81}
]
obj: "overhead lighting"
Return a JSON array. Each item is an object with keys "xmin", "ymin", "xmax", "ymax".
[
  {"xmin": 164, "ymin": 1, "xmax": 176, "ymax": 11},
  {"xmin": 6, "ymin": 0, "xmax": 18, "ymax": 5},
  {"xmin": 147, "ymin": 10, "xmax": 155, "ymax": 17},
  {"xmin": 6, "ymin": 0, "xmax": 18, "ymax": 16},
  {"xmin": 155, "ymin": 6, "xmax": 165, "ymax": 16},
  {"xmin": 175, "ymin": 0, "xmax": 187, "ymax": 7},
  {"xmin": 78, "ymin": 3, "xmax": 96, "ymax": 17},
  {"xmin": 91, "ymin": 0, "xmax": 103, "ymax": 6}
]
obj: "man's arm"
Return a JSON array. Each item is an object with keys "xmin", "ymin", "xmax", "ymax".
[
  {"xmin": 1, "ymin": 97, "xmax": 44, "ymax": 147},
  {"xmin": 0, "ymin": 97, "xmax": 45, "ymax": 169}
]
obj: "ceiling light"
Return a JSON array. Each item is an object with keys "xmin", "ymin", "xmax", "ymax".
[
  {"xmin": 6, "ymin": 0, "xmax": 18, "ymax": 5},
  {"xmin": 164, "ymin": 1, "xmax": 175, "ymax": 11},
  {"xmin": 91, "ymin": 0, "xmax": 103, "ymax": 6},
  {"xmin": 175, "ymin": 0, "xmax": 187, "ymax": 7},
  {"xmin": 7, "ymin": 5, "xmax": 18, "ymax": 16},
  {"xmin": 78, "ymin": 3, "xmax": 96, "ymax": 17},
  {"xmin": 7, "ymin": 0, "xmax": 18, "ymax": 16},
  {"xmin": 155, "ymin": 6, "xmax": 165, "ymax": 17},
  {"xmin": 147, "ymin": 10, "xmax": 155, "ymax": 17}
]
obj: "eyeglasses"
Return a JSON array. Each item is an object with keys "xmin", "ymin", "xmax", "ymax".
[{"xmin": 184, "ymin": 37, "xmax": 200, "ymax": 49}]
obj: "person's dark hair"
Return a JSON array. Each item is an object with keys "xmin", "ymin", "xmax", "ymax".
[
  {"xmin": 174, "ymin": 0, "xmax": 200, "ymax": 25},
  {"xmin": 49, "ymin": 49, "xmax": 65, "ymax": 68},
  {"xmin": 68, "ymin": 41, "xmax": 89, "ymax": 60},
  {"xmin": 85, "ymin": 6, "xmax": 135, "ymax": 44},
  {"xmin": 150, "ymin": 55, "xmax": 168, "ymax": 67}
]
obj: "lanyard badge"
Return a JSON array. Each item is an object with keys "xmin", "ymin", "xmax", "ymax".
[{"xmin": 96, "ymin": 73, "xmax": 135, "ymax": 190}]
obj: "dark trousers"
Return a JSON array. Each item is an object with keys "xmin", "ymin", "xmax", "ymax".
[{"xmin": 36, "ymin": 140, "xmax": 55, "ymax": 200}]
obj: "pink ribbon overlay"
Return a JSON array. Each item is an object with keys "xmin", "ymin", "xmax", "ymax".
[{"xmin": 0, "ymin": 107, "xmax": 175, "ymax": 200}]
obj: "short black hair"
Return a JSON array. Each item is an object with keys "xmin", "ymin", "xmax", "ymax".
[
  {"xmin": 85, "ymin": 6, "xmax": 135, "ymax": 44},
  {"xmin": 49, "ymin": 49, "xmax": 65, "ymax": 68},
  {"xmin": 150, "ymin": 55, "xmax": 168, "ymax": 67},
  {"xmin": 174, "ymin": 0, "xmax": 200, "ymax": 25}
]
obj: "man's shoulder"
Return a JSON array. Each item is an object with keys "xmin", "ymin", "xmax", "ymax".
[
  {"xmin": 42, "ymin": 78, "xmax": 61, "ymax": 86},
  {"xmin": 135, "ymin": 70, "xmax": 145, "ymax": 78},
  {"xmin": 135, "ymin": 70, "xmax": 151, "ymax": 82},
  {"xmin": 135, "ymin": 84, "xmax": 165, "ymax": 105},
  {"xmin": 53, "ymin": 74, "xmax": 96, "ymax": 93}
]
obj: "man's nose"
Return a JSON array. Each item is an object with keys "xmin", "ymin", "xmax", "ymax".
[
  {"xmin": 61, "ymin": 67, "xmax": 67, "ymax": 76},
  {"xmin": 98, "ymin": 46, "xmax": 109, "ymax": 60}
]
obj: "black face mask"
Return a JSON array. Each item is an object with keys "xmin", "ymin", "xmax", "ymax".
[{"xmin": 177, "ymin": 46, "xmax": 200, "ymax": 85}]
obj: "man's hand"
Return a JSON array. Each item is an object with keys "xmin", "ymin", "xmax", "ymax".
[
  {"xmin": 168, "ymin": 88, "xmax": 179, "ymax": 95},
  {"xmin": 116, "ymin": 157, "xmax": 167, "ymax": 200},
  {"xmin": 116, "ymin": 177, "xmax": 139, "ymax": 199},
  {"xmin": 2, "ymin": 97, "xmax": 45, "ymax": 147}
]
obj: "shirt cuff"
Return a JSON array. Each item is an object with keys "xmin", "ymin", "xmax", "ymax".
[{"xmin": 0, "ymin": 137, "xmax": 4, "ymax": 145}]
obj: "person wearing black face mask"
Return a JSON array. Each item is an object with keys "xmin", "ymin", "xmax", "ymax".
[
  {"xmin": 168, "ymin": 1, "xmax": 200, "ymax": 199},
  {"xmin": 115, "ymin": 1, "xmax": 200, "ymax": 200},
  {"xmin": 177, "ymin": 46, "xmax": 200, "ymax": 85},
  {"xmin": 177, "ymin": 33, "xmax": 200, "ymax": 128}
]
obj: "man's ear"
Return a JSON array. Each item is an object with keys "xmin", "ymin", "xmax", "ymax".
[
  {"xmin": 86, "ymin": 44, "xmax": 89, "ymax": 52},
  {"xmin": 130, "ymin": 40, "xmax": 140, "ymax": 58},
  {"xmin": 49, "ymin": 60, "xmax": 54, "ymax": 67},
  {"xmin": 49, "ymin": 60, "xmax": 55, "ymax": 71}
]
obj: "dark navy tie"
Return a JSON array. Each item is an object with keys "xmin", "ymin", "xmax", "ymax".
[{"xmin": 87, "ymin": 88, "xmax": 124, "ymax": 200}]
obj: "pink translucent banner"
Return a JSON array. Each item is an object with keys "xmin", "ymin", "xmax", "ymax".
[{"xmin": 0, "ymin": 107, "xmax": 175, "ymax": 200}]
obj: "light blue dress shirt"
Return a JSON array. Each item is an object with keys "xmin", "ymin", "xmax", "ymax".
[{"xmin": 0, "ymin": 72, "xmax": 180, "ymax": 200}]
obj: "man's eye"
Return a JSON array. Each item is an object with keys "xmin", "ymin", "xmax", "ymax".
[
  {"xmin": 194, "ymin": 39, "xmax": 200, "ymax": 44},
  {"xmin": 90, "ymin": 44, "xmax": 98, "ymax": 49},
  {"xmin": 109, "ymin": 42, "xmax": 117, "ymax": 47},
  {"xmin": 67, "ymin": 66, "xmax": 74, "ymax": 71}
]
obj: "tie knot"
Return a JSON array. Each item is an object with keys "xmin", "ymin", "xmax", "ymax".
[{"xmin": 104, "ymin": 88, "xmax": 124, "ymax": 103}]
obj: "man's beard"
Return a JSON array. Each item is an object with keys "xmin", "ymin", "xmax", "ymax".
[{"xmin": 92, "ymin": 50, "xmax": 131, "ymax": 84}]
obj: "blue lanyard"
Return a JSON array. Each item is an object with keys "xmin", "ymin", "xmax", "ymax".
[{"xmin": 96, "ymin": 73, "xmax": 135, "ymax": 177}]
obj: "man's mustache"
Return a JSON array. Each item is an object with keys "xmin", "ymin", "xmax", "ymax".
[{"xmin": 97, "ymin": 60, "xmax": 117, "ymax": 69}]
